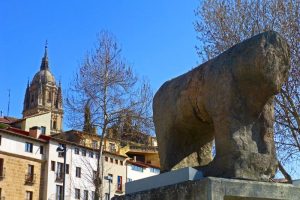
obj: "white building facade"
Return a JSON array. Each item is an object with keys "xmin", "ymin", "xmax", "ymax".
[
  {"xmin": 126, "ymin": 160, "xmax": 160, "ymax": 182},
  {"xmin": 44, "ymin": 138, "xmax": 127, "ymax": 200}
]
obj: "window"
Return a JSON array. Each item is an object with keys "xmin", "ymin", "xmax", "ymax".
[
  {"xmin": 91, "ymin": 191, "xmax": 95, "ymax": 200},
  {"xmin": 56, "ymin": 185, "xmax": 63, "ymax": 200},
  {"xmin": 96, "ymin": 153, "xmax": 99, "ymax": 159},
  {"xmin": 110, "ymin": 158, "xmax": 113, "ymax": 163},
  {"xmin": 25, "ymin": 142, "xmax": 33, "ymax": 153},
  {"xmin": 0, "ymin": 135, "xmax": 2, "ymax": 145},
  {"xmin": 120, "ymin": 161, "xmax": 123, "ymax": 166},
  {"xmin": 89, "ymin": 151, "xmax": 93, "ymax": 158},
  {"xmin": 25, "ymin": 191, "xmax": 33, "ymax": 200},
  {"xmin": 92, "ymin": 140, "xmax": 98, "ymax": 149},
  {"xmin": 105, "ymin": 193, "xmax": 109, "ymax": 200},
  {"xmin": 57, "ymin": 162, "xmax": 63, "ymax": 174},
  {"xmin": 40, "ymin": 146, "xmax": 44, "ymax": 154},
  {"xmin": 26, "ymin": 165, "xmax": 34, "ymax": 183},
  {"xmin": 76, "ymin": 167, "xmax": 81, "ymax": 178},
  {"xmin": 41, "ymin": 126, "xmax": 46, "ymax": 135},
  {"xmin": 84, "ymin": 190, "xmax": 88, "ymax": 200},
  {"xmin": 131, "ymin": 165, "xmax": 143, "ymax": 172},
  {"xmin": 53, "ymin": 121, "xmax": 57, "ymax": 130},
  {"xmin": 81, "ymin": 149, "xmax": 86, "ymax": 156},
  {"xmin": 93, "ymin": 170, "xmax": 97, "ymax": 180},
  {"xmin": 74, "ymin": 148, "xmax": 79, "ymax": 154},
  {"xmin": 75, "ymin": 188, "xmax": 80, "ymax": 199},
  {"xmin": 51, "ymin": 161, "xmax": 56, "ymax": 171},
  {"xmin": 28, "ymin": 164, "xmax": 34, "ymax": 175},
  {"xmin": 31, "ymin": 94, "xmax": 34, "ymax": 103},
  {"xmin": 0, "ymin": 158, "xmax": 4, "ymax": 178},
  {"xmin": 58, "ymin": 151, "xmax": 64, "ymax": 157},
  {"xmin": 115, "ymin": 159, "xmax": 118, "ymax": 164},
  {"xmin": 109, "ymin": 143, "xmax": 116, "ymax": 152},
  {"xmin": 117, "ymin": 176, "xmax": 123, "ymax": 191},
  {"xmin": 105, "ymin": 156, "xmax": 108, "ymax": 162},
  {"xmin": 150, "ymin": 168, "xmax": 160, "ymax": 174},
  {"xmin": 66, "ymin": 164, "xmax": 69, "ymax": 174},
  {"xmin": 56, "ymin": 162, "xmax": 63, "ymax": 182},
  {"xmin": 48, "ymin": 91, "xmax": 52, "ymax": 102}
]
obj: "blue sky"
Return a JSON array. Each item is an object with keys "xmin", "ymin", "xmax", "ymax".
[{"xmin": 0, "ymin": 0, "xmax": 200, "ymax": 121}]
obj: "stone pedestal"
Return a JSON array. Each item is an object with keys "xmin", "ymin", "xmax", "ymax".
[{"xmin": 113, "ymin": 177, "xmax": 300, "ymax": 200}]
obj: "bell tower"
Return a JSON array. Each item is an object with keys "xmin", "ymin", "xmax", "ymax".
[{"xmin": 23, "ymin": 42, "xmax": 63, "ymax": 134}]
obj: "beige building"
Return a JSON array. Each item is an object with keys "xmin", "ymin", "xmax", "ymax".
[
  {"xmin": 0, "ymin": 126, "xmax": 49, "ymax": 200},
  {"xmin": 23, "ymin": 44, "xmax": 63, "ymax": 135}
]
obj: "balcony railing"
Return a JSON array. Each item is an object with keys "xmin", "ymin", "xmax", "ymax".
[
  {"xmin": 56, "ymin": 172, "xmax": 64, "ymax": 182},
  {"xmin": 25, "ymin": 173, "xmax": 36, "ymax": 184},
  {"xmin": 129, "ymin": 145, "xmax": 158, "ymax": 152},
  {"xmin": 0, "ymin": 168, "xmax": 6, "ymax": 180}
]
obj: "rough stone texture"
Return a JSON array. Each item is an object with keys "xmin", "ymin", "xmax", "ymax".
[
  {"xmin": 153, "ymin": 31, "xmax": 290, "ymax": 181},
  {"xmin": 112, "ymin": 177, "xmax": 300, "ymax": 200}
]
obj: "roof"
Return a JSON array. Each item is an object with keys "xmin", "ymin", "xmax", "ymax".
[
  {"xmin": 103, "ymin": 150, "xmax": 128, "ymax": 158},
  {"xmin": 51, "ymin": 135, "xmax": 128, "ymax": 159},
  {"xmin": 32, "ymin": 69, "xmax": 56, "ymax": 85},
  {"xmin": 0, "ymin": 116, "xmax": 20, "ymax": 124},
  {"xmin": 10, "ymin": 112, "xmax": 52, "ymax": 124},
  {"xmin": 0, "ymin": 126, "xmax": 50, "ymax": 143}
]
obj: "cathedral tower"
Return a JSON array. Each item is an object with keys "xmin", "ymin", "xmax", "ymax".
[{"xmin": 23, "ymin": 43, "xmax": 63, "ymax": 134}]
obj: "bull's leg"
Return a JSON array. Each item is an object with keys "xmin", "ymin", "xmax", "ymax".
[
  {"xmin": 202, "ymin": 100, "xmax": 277, "ymax": 180},
  {"xmin": 196, "ymin": 141, "xmax": 213, "ymax": 166},
  {"xmin": 158, "ymin": 125, "xmax": 214, "ymax": 172}
]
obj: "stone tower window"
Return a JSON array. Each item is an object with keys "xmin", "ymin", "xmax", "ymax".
[
  {"xmin": 31, "ymin": 94, "xmax": 34, "ymax": 103},
  {"xmin": 48, "ymin": 91, "xmax": 52, "ymax": 102},
  {"xmin": 53, "ymin": 121, "xmax": 57, "ymax": 130}
]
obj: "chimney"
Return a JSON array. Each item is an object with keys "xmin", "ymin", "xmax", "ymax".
[{"xmin": 29, "ymin": 126, "xmax": 41, "ymax": 138}]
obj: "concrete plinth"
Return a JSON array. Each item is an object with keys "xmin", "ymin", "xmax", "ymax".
[{"xmin": 113, "ymin": 177, "xmax": 300, "ymax": 200}]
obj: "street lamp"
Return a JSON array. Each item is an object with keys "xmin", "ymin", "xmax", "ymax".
[
  {"xmin": 104, "ymin": 175, "xmax": 113, "ymax": 199},
  {"xmin": 56, "ymin": 144, "xmax": 67, "ymax": 200}
]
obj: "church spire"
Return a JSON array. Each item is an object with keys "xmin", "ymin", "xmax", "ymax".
[
  {"xmin": 40, "ymin": 40, "xmax": 49, "ymax": 70},
  {"xmin": 23, "ymin": 79, "xmax": 30, "ymax": 111}
]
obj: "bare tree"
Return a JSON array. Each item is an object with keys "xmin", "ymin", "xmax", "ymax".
[
  {"xmin": 195, "ymin": 0, "xmax": 300, "ymax": 181},
  {"xmin": 66, "ymin": 31, "xmax": 153, "ymax": 199}
]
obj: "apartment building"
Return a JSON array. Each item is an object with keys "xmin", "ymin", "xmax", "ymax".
[
  {"xmin": 44, "ymin": 134, "xmax": 127, "ymax": 200},
  {"xmin": 0, "ymin": 125, "xmax": 49, "ymax": 200}
]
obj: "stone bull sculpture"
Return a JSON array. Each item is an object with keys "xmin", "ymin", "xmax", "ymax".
[{"xmin": 153, "ymin": 31, "xmax": 290, "ymax": 181}]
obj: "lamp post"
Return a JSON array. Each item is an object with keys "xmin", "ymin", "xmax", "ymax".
[
  {"xmin": 104, "ymin": 175, "xmax": 113, "ymax": 199},
  {"xmin": 56, "ymin": 144, "xmax": 66, "ymax": 200}
]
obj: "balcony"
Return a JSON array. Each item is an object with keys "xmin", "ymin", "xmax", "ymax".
[
  {"xmin": 115, "ymin": 184, "xmax": 125, "ymax": 194},
  {"xmin": 55, "ymin": 172, "xmax": 64, "ymax": 182},
  {"xmin": 25, "ymin": 173, "xmax": 36, "ymax": 184},
  {"xmin": 129, "ymin": 145, "xmax": 158, "ymax": 153},
  {"xmin": 0, "ymin": 168, "xmax": 5, "ymax": 180}
]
